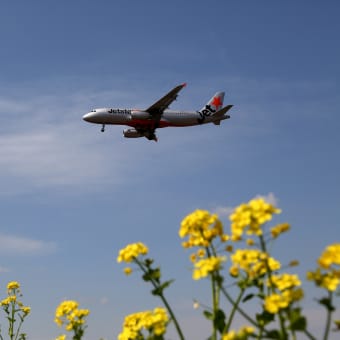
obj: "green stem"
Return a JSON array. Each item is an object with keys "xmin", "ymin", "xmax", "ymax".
[
  {"xmin": 9, "ymin": 300, "xmax": 15, "ymax": 340},
  {"xmin": 259, "ymin": 235, "xmax": 288, "ymax": 340},
  {"xmin": 304, "ymin": 329, "xmax": 317, "ymax": 340},
  {"xmin": 211, "ymin": 273, "xmax": 218, "ymax": 340},
  {"xmin": 323, "ymin": 291, "xmax": 333, "ymax": 340},
  {"xmin": 135, "ymin": 259, "xmax": 185, "ymax": 340},
  {"xmin": 206, "ymin": 246, "xmax": 219, "ymax": 340},
  {"xmin": 14, "ymin": 317, "xmax": 24, "ymax": 340},
  {"xmin": 224, "ymin": 288, "xmax": 245, "ymax": 333},
  {"xmin": 219, "ymin": 285, "xmax": 258, "ymax": 328}
]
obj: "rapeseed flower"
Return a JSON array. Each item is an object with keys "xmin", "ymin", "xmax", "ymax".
[
  {"xmin": 307, "ymin": 243, "xmax": 340, "ymax": 292},
  {"xmin": 117, "ymin": 242, "xmax": 149, "ymax": 263},
  {"xmin": 307, "ymin": 268, "xmax": 340, "ymax": 291},
  {"xmin": 179, "ymin": 209, "xmax": 225, "ymax": 248},
  {"xmin": 268, "ymin": 273, "xmax": 301, "ymax": 291},
  {"xmin": 55, "ymin": 335, "xmax": 66, "ymax": 340},
  {"xmin": 318, "ymin": 243, "xmax": 340, "ymax": 269},
  {"xmin": 231, "ymin": 249, "xmax": 281, "ymax": 279},
  {"xmin": 264, "ymin": 288, "xmax": 304, "ymax": 314},
  {"xmin": 55, "ymin": 300, "xmax": 89, "ymax": 334},
  {"xmin": 192, "ymin": 256, "xmax": 226, "ymax": 280},
  {"xmin": 7, "ymin": 281, "xmax": 20, "ymax": 292},
  {"xmin": 118, "ymin": 307, "xmax": 168, "ymax": 340},
  {"xmin": 230, "ymin": 198, "xmax": 281, "ymax": 238},
  {"xmin": 222, "ymin": 326, "xmax": 255, "ymax": 339},
  {"xmin": 270, "ymin": 223, "xmax": 290, "ymax": 239},
  {"xmin": 264, "ymin": 293, "xmax": 290, "ymax": 314}
]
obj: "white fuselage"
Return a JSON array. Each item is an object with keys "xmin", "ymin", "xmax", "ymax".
[{"xmin": 83, "ymin": 108, "xmax": 227, "ymax": 129}]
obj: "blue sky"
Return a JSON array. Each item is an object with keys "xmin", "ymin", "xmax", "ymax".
[{"xmin": 0, "ymin": 1, "xmax": 339, "ymax": 339}]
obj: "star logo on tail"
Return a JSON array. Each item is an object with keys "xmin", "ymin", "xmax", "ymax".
[{"xmin": 211, "ymin": 96, "xmax": 223, "ymax": 109}]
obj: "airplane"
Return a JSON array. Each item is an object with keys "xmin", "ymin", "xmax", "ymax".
[{"xmin": 82, "ymin": 83, "xmax": 233, "ymax": 141}]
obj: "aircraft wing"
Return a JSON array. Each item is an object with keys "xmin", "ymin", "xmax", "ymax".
[{"xmin": 145, "ymin": 83, "xmax": 187, "ymax": 116}]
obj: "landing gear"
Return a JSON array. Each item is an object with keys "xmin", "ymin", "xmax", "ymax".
[{"xmin": 101, "ymin": 124, "xmax": 105, "ymax": 132}]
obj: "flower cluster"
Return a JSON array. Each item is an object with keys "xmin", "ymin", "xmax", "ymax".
[
  {"xmin": 55, "ymin": 300, "xmax": 89, "ymax": 339},
  {"xmin": 229, "ymin": 249, "xmax": 281, "ymax": 279},
  {"xmin": 0, "ymin": 281, "xmax": 30, "ymax": 340},
  {"xmin": 1, "ymin": 282, "xmax": 31, "ymax": 316},
  {"xmin": 118, "ymin": 307, "xmax": 169, "ymax": 340},
  {"xmin": 222, "ymin": 326, "xmax": 254, "ymax": 340},
  {"xmin": 117, "ymin": 242, "xmax": 149, "ymax": 263},
  {"xmin": 179, "ymin": 209, "xmax": 226, "ymax": 248},
  {"xmin": 229, "ymin": 198, "xmax": 281, "ymax": 238},
  {"xmin": 264, "ymin": 274, "xmax": 303, "ymax": 314},
  {"xmin": 192, "ymin": 256, "xmax": 226, "ymax": 280},
  {"xmin": 307, "ymin": 243, "xmax": 340, "ymax": 292}
]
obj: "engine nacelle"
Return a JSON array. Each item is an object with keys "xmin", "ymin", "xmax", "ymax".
[
  {"xmin": 123, "ymin": 128, "xmax": 143, "ymax": 138},
  {"xmin": 130, "ymin": 110, "xmax": 151, "ymax": 119}
]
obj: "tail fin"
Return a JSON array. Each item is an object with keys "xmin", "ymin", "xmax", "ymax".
[
  {"xmin": 199, "ymin": 92, "xmax": 224, "ymax": 114},
  {"xmin": 212, "ymin": 105, "xmax": 233, "ymax": 125}
]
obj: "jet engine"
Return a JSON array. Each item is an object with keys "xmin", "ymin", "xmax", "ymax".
[
  {"xmin": 123, "ymin": 128, "xmax": 143, "ymax": 138},
  {"xmin": 130, "ymin": 110, "xmax": 151, "ymax": 119}
]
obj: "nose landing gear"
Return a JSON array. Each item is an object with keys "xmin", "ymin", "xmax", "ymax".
[{"xmin": 101, "ymin": 124, "xmax": 105, "ymax": 132}]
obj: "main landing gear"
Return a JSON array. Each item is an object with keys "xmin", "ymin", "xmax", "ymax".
[{"xmin": 101, "ymin": 124, "xmax": 105, "ymax": 132}]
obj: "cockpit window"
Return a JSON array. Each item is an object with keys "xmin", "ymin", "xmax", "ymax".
[{"xmin": 90, "ymin": 109, "xmax": 97, "ymax": 112}]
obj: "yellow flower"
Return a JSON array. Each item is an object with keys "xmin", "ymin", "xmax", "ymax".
[
  {"xmin": 270, "ymin": 223, "xmax": 290, "ymax": 239},
  {"xmin": 55, "ymin": 300, "xmax": 89, "ymax": 332},
  {"xmin": 264, "ymin": 287, "xmax": 303, "ymax": 314},
  {"xmin": 117, "ymin": 242, "xmax": 149, "ymax": 263},
  {"xmin": 7, "ymin": 281, "xmax": 20, "ymax": 291},
  {"xmin": 269, "ymin": 273, "xmax": 301, "ymax": 291},
  {"xmin": 308, "ymin": 244, "xmax": 340, "ymax": 292},
  {"xmin": 1, "ymin": 295, "xmax": 17, "ymax": 306},
  {"xmin": 231, "ymin": 249, "xmax": 281, "ymax": 279},
  {"xmin": 21, "ymin": 306, "xmax": 31, "ymax": 315},
  {"xmin": 55, "ymin": 335, "xmax": 66, "ymax": 340},
  {"xmin": 197, "ymin": 249, "xmax": 206, "ymax": 258},
  {"xmin": 124, "ymin": 267, "xmax": 133, "ymax": 275},
  {"xmin": 230, "ymin": 198, "xmax": 281, "ymax": 238},
  {"xmin": 192, "ymin": 256, "xmax": 226, "ymax": 280},
  {"xmin": 229, "ymin": 265, "xmax": 239, "ymax": 277},
  {"xmin": 264, "ymin": 293, "xmax": 290, "ymax": 314},
  {"xmin": 179, "ymin": 210, "xmax": 225, "ymax": 248},
  {"xmin": 318, "ymin": 243, "xmax": 340, "ymax": 269},
  {"xmin": 118, "ymin": 307, "xmax": 168, "ymax": 340},
  {"xmin": 222, "ymin": 326, "xmax": 255, "ymax": 339}
]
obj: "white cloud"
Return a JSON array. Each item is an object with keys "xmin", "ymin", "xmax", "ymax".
[
  {"xmin": 0, "ymin": 233, "xmax": 57, "ymax": 255},
  {"xmin": 213, "ymin": 206, "xmax": 234, "ymax": 218},
  {"xmin": 0, "ymin": 90, "xmax": 144, "ymax": 194}
]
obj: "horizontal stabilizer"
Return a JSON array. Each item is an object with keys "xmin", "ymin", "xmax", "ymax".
[
  {"xmin": 213, "ymin": 104, "xmax": 233, "ymax": 117},
  {"xmin": 212, "ymin": 105, "xmax": 233, "ymax": 125}
]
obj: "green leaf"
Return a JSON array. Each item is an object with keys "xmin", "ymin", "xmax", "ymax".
[
  {"xmin": 242, "ymin": 293, "xmax": 255, "ymax": 303},
  {"xmin": 203, "ymin": 310, "xmax": 213, "ymax": 320},
  {"xmin": 318, "ymin": 297, "xmax": 335, "ymax": 312},
  {"xmin": 256, "ymin": 311, "xmax": 274, "ymax": 326},
  {"xmin": 151, "ymin": 280, "xmax": 174, "ymax": 296},
  {"xmin": 265, "ymin": 329, "xmax": 281, "ymax": 339},
  {"xmin": 213, "ymin": 309, "xmax": 226, "ymax": 333},
  {"xmin": 289, "ymin": 308, "xmax": 307, "ymax": 331}
]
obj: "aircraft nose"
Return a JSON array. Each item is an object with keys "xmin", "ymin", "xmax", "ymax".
[{"xmin": 83, "ymin": 112, "xmax": 93, "ymax": 122}]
